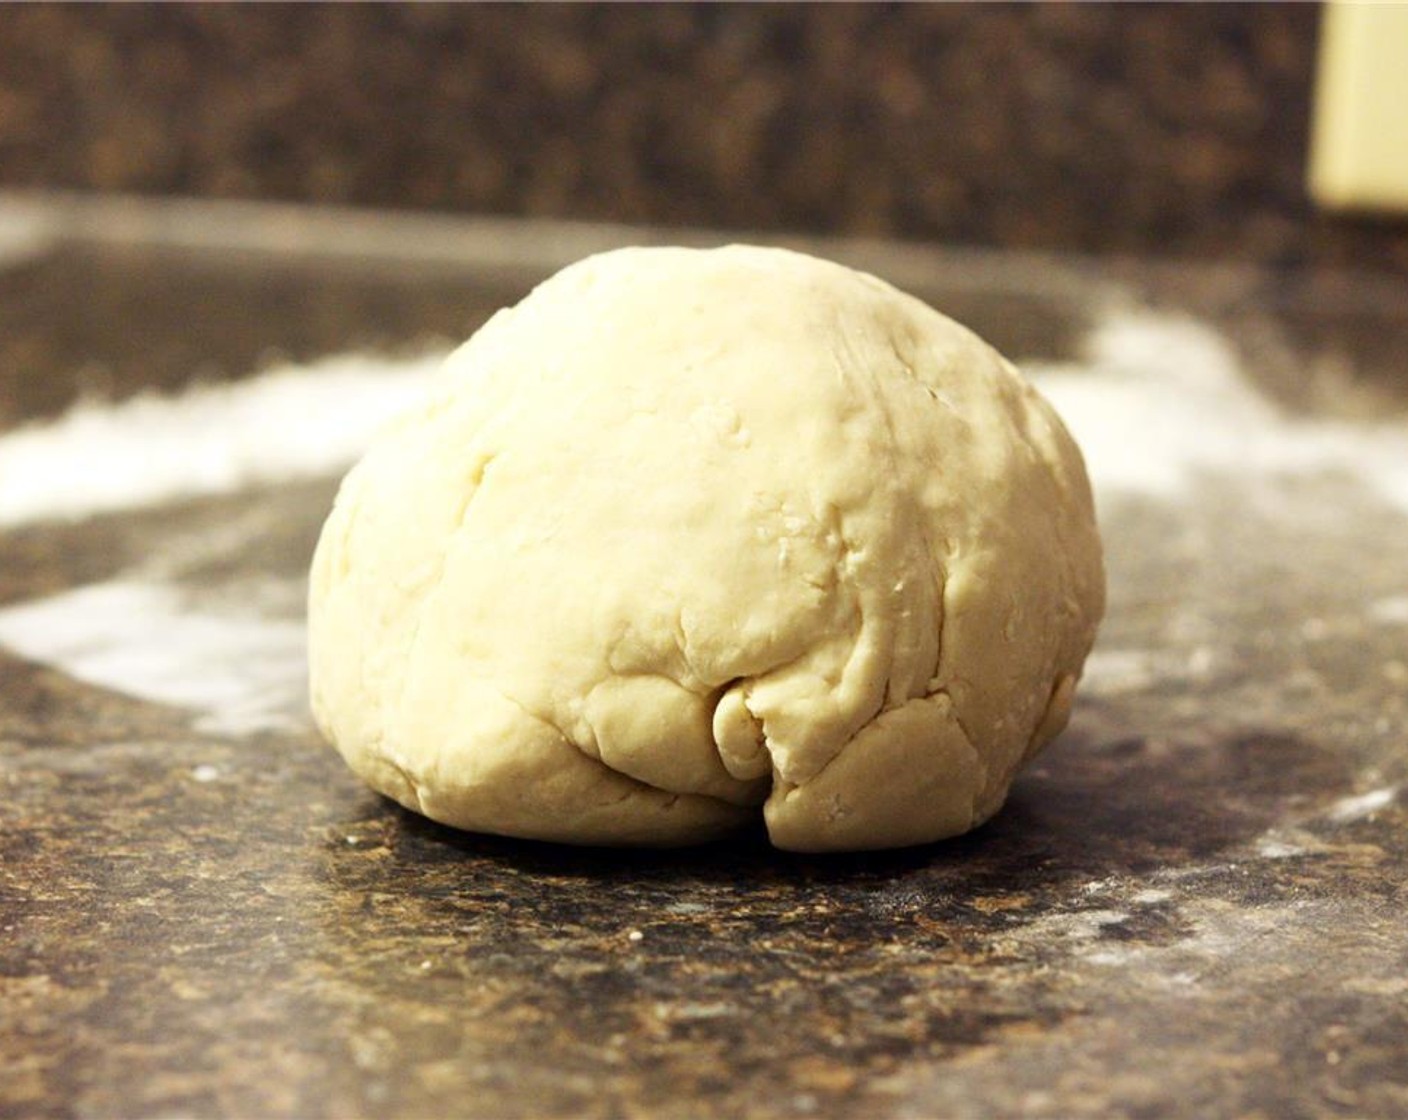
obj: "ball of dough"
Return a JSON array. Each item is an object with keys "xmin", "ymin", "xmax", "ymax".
[{"xmin": 308, "ymin": 245, "xmax": 1104, "ymax": 852}]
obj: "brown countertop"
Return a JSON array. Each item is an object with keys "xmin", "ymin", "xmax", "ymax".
[{"xmin": 1, "ymin": 195, "xmax": 1406, "ymax": 1118}]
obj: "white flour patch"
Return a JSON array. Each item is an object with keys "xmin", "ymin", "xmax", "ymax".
[
  {"xmin": 0, "ymin": 350, "xmax": 445, "ymax": 527},
  {"xmin": 1255, "ymin": 835, "xmax": 1307, "ymax": 860},
  {"xmin": 1029, "ymin": 310, "xmax": 1408, "ymax": 515},
  {"xmin": 1080, "ymin": 649, "xmax": 1162, "ymax": 695},
  {"xmin": 1081, "ymin": 645, "xmax": 1218, "ymax": 696},
  {"xmin": 1324, "ymin": 787, "xmax": 1397, "ymax": 823},
  {"xmin": 1008, "ymin": 908, "xmax": 1131, "ymax": 944},
  {"xmin": 1370, "ymin": 595, "xmax": 1408, "ymax": 625},
  {"xmin": 0, "ymin": 578, "xmax": 307, "ymax": 736},
  {"xmin": 1002, "ymin": 906, "xmax": 1150, "ymax": 970},
  {"xmin": 1250, "ymin": 825, "xmax": 1331, "ymax": 860}
]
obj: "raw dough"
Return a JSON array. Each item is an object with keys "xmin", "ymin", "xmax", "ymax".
[{"xmin": 308, "ymin": 245, "xmax": 1104, "ymax": 851}]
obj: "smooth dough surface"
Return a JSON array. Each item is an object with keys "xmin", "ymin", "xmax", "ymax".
[{"xmin": 308, "ymin": 245, "xmax": 1104, "ymax": 852}]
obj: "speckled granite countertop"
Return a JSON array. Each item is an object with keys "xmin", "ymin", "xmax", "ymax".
[{"xmin": 1, "ymin": 195, "xmax": 1406, "ymax": 1119}]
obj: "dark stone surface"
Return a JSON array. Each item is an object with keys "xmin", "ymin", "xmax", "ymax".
[
  {"xmin": 2, "ymin": 4, "xmax": 1407, "ymax": 278},
  {"xmin": 1, "ymin": 203, "xmax": 1407, "ymax": 1118},
  {"xmin": 0, "ymin": 243, "xmax": 528, "ymax": 431}
]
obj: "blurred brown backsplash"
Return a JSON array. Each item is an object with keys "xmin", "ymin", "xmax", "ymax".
[{"xmin": 2, "ymin": 3, "xmax": 1405, "ymax": 272}]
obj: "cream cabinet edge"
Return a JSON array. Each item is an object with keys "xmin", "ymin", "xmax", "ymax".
[{"xmin": 1309, "ymin": 2, "xmax": 1408, "ymax": 214}]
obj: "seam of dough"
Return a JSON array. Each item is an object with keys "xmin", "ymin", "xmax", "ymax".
[{"xmin": 474, "ymin": 683, "xmax": 726, "ymax": 815}]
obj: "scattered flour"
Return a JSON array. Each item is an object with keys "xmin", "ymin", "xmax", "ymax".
[
  {"xmin": 1001, "ymin": 908, "xmax": 1132, "ymax": 952},
  {"xmin": 1080, "ymin": 649, "xmax": 1163, "ymax": 695},
  {"xmin": 0, "ymin": 350, "xmax": 444, "ymax": 527},
  {"xmin": 0, "ymin": 579, "xmax": 307, "ymax": 736},
  {"xmin": 1028, "ymin": 310, "xmax": 1408, "ymax": 516},
  {"xmin": 1081, "ymin": 645, "xmax": 1218, "ymax": 697},
  {"xmin": 1370, "ymin": 595, "xmax": 1408, "ymax": 625},
  {"xmin": 1251, "ymin": 826, "xmax": 1333, "ymax": 860},
  {"xmin": 1255, "ymin": 834, "xmax": 1308, "ymax": 860},
  {"xmin": 1243, "ymin": 791, "xmax": 1399, "ymax": 862},
  {"xmin": 1324, "ymin": 787, "xmax": 1398, "ymax": 823}
]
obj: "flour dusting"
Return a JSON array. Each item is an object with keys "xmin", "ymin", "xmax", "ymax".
[
  {"xmin": 0, "ymin": 350, "xmax": 444, "ymax": 527},
  {"xmin": 0, "ymin": 579, "xmax": 307, "ymax": 735},
  {"xmin": 1028, "ymin": 311, "xmax": 1408, "ymax": 515},
  {"xmin": 1081, "ymin": 645, "xmax": 1217, "ymax": 697},
  {"xmin": 1324, "ymin": 787, "xmax": 1398, "ymax": 823},
  {"xmin": 1370, "ymin": 595, "xmax": 1408, "ymax": 625}
]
